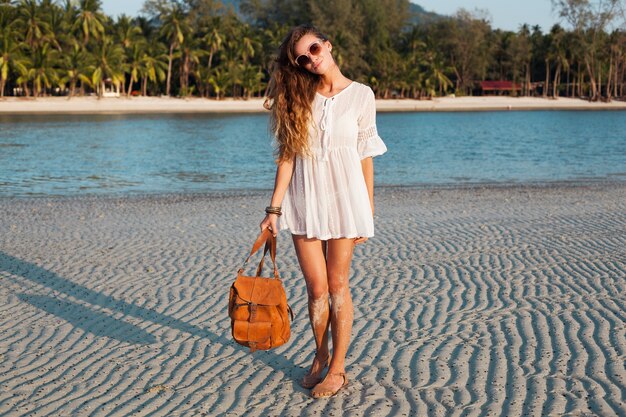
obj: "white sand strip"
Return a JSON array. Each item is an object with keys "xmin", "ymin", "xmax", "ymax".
[
  {"xmin": 1, "ymin": 96, "xmax": 626, "ymax": 114},
  {"xmin": 0, "ymin": 184, "xmax": 625, "ymax": 416}
]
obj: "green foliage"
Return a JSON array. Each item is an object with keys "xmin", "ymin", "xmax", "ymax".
[{"xmin": 1, "ymin": 0, "xmax": 625, "ymax": 99}]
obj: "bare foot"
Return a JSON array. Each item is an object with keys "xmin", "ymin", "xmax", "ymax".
[
  {"xmin": 300, "ymin": 352, "xmax": 330, "ymax": 389},
  {"xmin": 311, "ymin": 372, "xmax": 348, "ymax": 398}
]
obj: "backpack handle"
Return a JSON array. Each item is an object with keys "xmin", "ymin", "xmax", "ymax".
[{"xmin": 239, "ymin": 229, "xmax": 279, "ymax": 278}]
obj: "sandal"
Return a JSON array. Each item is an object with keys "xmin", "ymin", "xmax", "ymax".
[
  {"xmin": 310, "ymin": 372, "xmax": 349, "ymax": 398},
  {"xmin": 299, "ymin": 353, "xmax": 330, "ymax": 389}
]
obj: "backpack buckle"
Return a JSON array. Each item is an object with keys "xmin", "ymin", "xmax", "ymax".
[{"xmin": 249, "ymin": 302, "xmax": 258, "ymax": 322}]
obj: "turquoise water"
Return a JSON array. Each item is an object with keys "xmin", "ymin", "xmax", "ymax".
[{"xmin": 0, "ymin": 111, "xmax": 624, "ymax": 197}]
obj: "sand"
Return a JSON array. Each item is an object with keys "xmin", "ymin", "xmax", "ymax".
[
  {"xmin": 1, "ymin": 183, "xmax": 625, "ymax": 416},
  {"xmin": 1, "ymin": 95, "xmax": 626, "ymax": 114}
]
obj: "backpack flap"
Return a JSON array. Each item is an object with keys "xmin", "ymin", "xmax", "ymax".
[{"xmin": 232, "ymin": 274, "xmax": 285, "ymax": 307}]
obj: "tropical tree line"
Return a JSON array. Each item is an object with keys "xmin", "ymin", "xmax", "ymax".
[{"xmin": 1, "ymin": 0, "xmax": 625, "ymax": 101}]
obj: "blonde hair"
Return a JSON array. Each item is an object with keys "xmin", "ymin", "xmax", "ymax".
[{"xmin": 265, "ymin": 25, "xmax": 329, "ymax": 162}]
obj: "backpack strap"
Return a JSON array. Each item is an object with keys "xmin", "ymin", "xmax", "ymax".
[{"xmin": 239, "ymin": 229, "xmax": 279, "ymax": 278}]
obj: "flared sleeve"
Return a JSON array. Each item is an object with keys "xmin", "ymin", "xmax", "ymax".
[{"xmin": 357, "ymin": 88, "xmax": 388, "ymax": 160}]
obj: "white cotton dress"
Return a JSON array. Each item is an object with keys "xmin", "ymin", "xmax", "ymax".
[{"xmin": 278, "ymin": 81, "xmax": 387, "ymax": 240}]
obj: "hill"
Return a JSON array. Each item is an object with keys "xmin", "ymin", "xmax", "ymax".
[
  {"xmin": 220, "ymin": 1, "xmax": 442, "ymax": 25},
  {"xmin": 409, "ymin": 2, "xmax": 442, "ymax": 25}
]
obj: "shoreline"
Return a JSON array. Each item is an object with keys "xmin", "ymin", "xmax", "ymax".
[
  {"xmin": 2, "ymin": 95, "xmax": 626, "ymax": 114},
  {"xmin": 2, "ymin": 179, "xmax": 624, "ymax": 201}
]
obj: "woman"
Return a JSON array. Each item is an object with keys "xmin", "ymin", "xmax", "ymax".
[{"xmin": 260, "ymin": 24, "xmax": 387, "ymax": 398}]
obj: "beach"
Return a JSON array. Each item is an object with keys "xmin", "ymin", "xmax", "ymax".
[
  {"xmin": 1, "ymin": 183, "xmax": 625, "ymax": 416},
  {"xmin": 2, "ymin": 95, "xmax": 626, "ymax": 114}
]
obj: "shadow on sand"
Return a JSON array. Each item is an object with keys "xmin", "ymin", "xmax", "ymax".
[
  {"xmin": 17, "ymin": 293, "xmax": 158, "ymax": 345},
  {"xmin": 1, "ymin": 251, "xmax": 293, "ymax": 373}
]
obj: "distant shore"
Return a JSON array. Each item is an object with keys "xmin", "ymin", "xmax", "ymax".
[{"xmin": 2, "ymin": 95, "xmax": 626, "ymax": 114}]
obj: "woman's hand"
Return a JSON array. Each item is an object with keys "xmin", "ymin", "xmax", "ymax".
[
  {"xmin": 260, "ymin": 213, "xmax": 279, "ymax": 237},
  {"xmin": 354, "ymin": 236, "xmax": 368, "ymax": 245}
]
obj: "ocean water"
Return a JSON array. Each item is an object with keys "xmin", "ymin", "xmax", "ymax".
[{"xmin": 0, "ymin": 111, "xmax": 624, "ymax": 197}]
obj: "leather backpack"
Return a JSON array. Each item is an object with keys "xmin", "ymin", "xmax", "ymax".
[{"xmin": 228, "ymin": 229, "xmax": 293, "ymax": 352}]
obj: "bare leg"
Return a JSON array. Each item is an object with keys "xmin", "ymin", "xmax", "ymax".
[
  {"xmin": 321, "ymin": 238, "xmax": 355, "ymax": 390},
  {"xmin": 292, "ymin": 235, "xmax": 331, "ymax": 378}
]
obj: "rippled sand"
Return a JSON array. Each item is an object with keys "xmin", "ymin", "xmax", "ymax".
[{"xmin": 1, "ymin": 184, "xmax": 625, "ymax": 416}]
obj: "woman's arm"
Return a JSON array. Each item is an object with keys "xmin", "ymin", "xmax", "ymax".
[
  {"xmin": 260, "ymin": 156, "xmax": 296, "ymax": 235},
  {"xmin": 361, "ymin": 156, "xmax": 374, "ymax": 214},
  {"xmin": 354, "ymin": 156, "xmax": 374, "ymax": 245}
]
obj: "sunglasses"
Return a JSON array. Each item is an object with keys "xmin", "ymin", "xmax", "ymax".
[{"xmin": 295, "ymin": 40, "xmax": 325, "ymax": 67}]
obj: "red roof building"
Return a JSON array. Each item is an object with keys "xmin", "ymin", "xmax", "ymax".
[{"xmin": 479, "ymin": 81, "xmax": 523, "ymax": 95}]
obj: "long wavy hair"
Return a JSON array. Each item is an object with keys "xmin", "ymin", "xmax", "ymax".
[{"xmin": 265, "ymin": 25, "xmax": 329, "ymax": 162}]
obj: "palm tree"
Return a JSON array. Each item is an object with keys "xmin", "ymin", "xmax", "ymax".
[
  {"xmin": 238, "ymin": 23, "xmax": 257, "ymax": 65},
  {"xmin": 203, "ymin": 20, "xmax": 223, "ymax": 72},
  {"xmin": 139, "ymin": 38, "xmax": 167, "ymax": 96},
  {"xmin": 43, "ymin": 0, "xmax": 67, "ymax": 52},
  {"xmin": 371, "ymin": 48, "xmax": 402, "ymax": 98},
  {"xmin": 115, "ymin": 14, "xmax": 141, "ymax": 50},
  {"xmin": 222, "ymin": 23, "xmax": 262, "ymax": 98},
  {"xmin": 259, "ymin": 23, "xmax": 288, "ymax": 95},
  {"xmin": 177, "ymin": 34, "xmax": 205, "ymax": 97},
  {"xmin": 559, "ymin": 30, "xmax": 580, "ymax": 97},
  {"xmin": 125, "ymin": 38, "xmax": 147, "ymax": 97},
  {"xmin": 90, "ymin": 35, "xmax": 124, "ymax": 97},
  {"xmin": 547, "ymin": 25, "xmax": 569, "ymax": 98},
  {"xmin": 140, "ymin": 53, "xmax": 167, "ymax": 96},
  {"xmin": 611, "ymin": 31, "xmax": 626, "ymax": 98},
  {"xmin": 24, "ymin": 42, "xmax": 58, "ymax": 96},
  {"xmin": 508, "ymin": 26, "xmax": 532, "ymax": 96},
  {"xmin": 543, "ymin": 32, "xmax": 553, "ymax": 97},
  {"xmin": 517, "ymin": 25, "xmax": 533, "ymax": 96},
  {"xmin": 18, "ymin": 0, "xmax": 51, "ymax": 49},
  {"xmin": 73, "ymin": 0, "xmax": 105, "ymax": 45},
  {"xmin": 226, "ymin": 60, "xmax": 242, "ymax": 98},
  {"xmin": 240, "ymin": 63, "xmax": 264, "ymax": 98},
  {"xmin": 425, "ymin": 52, "xmax": 453, "ymax": 97},
  {"xmin": 400, "ymin": 27, "xmax": 428, "ymax": 98},
  {"xmin": 140, "ymin": 54, "xmax": 167, "ymax": 96},
  {"xmin": 0, "ymin": 19, "xmax": 28, "ymax": 97},
  {"xmin": 159, "ymin": 3, "xmax": 191, "ymax": 96},
  {"xmin": 606, "ymin": 30, "xmax": 625, "ymax": 100},
  {"xmin": 208, "ymin": 67, "xmax": 230, "ymax": 99},
  {"xmin": 396, "ymin": 61, "xmax": 413, "ymax": 98},
  {"xmin": 193, "ymin": 64, "xmax": 208, "ymax": 97},
  {"xmin": 60, "ymin": 0, "xmax": 78, "ymax": 33},
  {"xmin": 114, "ymin": 14, "xmax": 143, "ymax": 96},
  {"xmin": 57, "ymin": 41, "xmax": 92, "ymax": 97}
]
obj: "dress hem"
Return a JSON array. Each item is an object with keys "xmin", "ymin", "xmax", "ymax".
[{"xmin": 284, "ymin": 229, "xmax": 374, "ymax": 240}]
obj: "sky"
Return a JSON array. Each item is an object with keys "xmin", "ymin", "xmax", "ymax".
[
  {"xmin": 416, "ymin": 0, "xmax": 559, "ymax": 31},
  {"xmin": 100, "ymin": 0, "xmax": 561, "ymax": 32}
]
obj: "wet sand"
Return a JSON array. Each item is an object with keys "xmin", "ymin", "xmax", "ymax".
[{"xmin": 0, "ymin": 183, "xmax": 625, "ymax": 416}]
